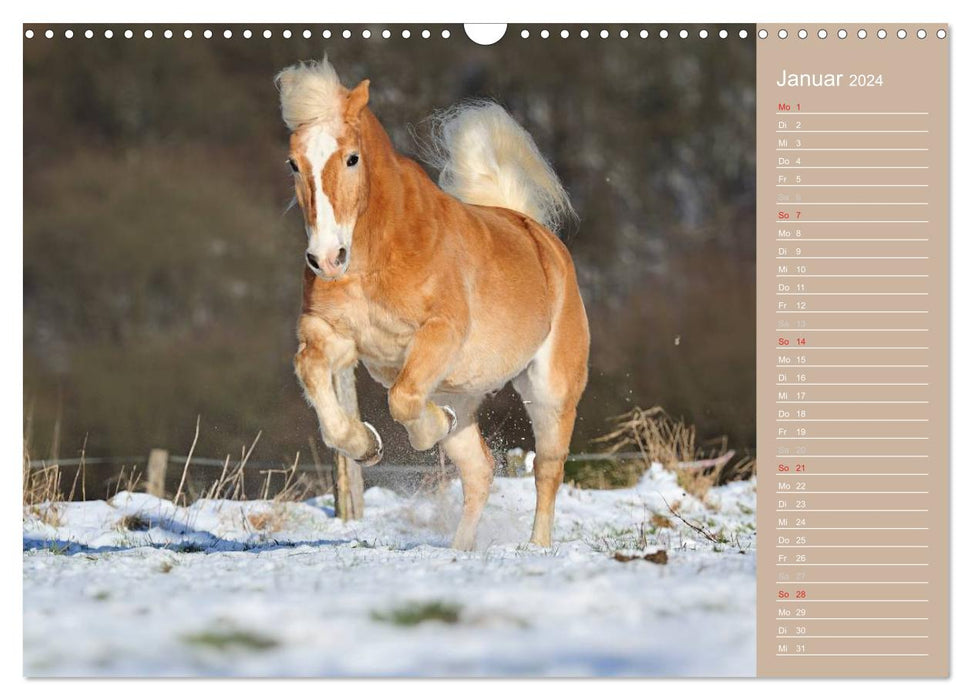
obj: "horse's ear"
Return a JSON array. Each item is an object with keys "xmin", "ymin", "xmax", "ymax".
[{"xmin": 345, "ymin": 79, "xmax": 370, "ymax": 124}]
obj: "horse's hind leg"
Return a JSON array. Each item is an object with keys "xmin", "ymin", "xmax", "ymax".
[
  {"xmin": 513, "ymin": 294, "xmax": 589, "ymax": 547},
  {"xmin": 439, "ymin": 396, "xmax": 494, "ymax": 550},
  {"xmin": 517, "ymin": 395, "xmax": 578, "ymax": 547}
]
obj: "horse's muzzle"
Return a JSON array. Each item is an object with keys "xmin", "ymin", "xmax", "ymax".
[{"xmin": 306, "ymin": 247, "xmax": 348, "ymax": 279}]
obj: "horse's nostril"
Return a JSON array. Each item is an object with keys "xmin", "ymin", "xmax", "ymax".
[
  {"xmin": 306, "ymin": 252, "xmax": 319, "ymax": 269},
  {"xmin": 336, "ymin": 247, "xmax": 348, "ymax": 266}
]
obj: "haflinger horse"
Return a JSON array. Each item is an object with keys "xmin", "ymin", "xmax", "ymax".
[{"xmin": 276, "ymin": 58, "xmax": 589, "ymax": 549}]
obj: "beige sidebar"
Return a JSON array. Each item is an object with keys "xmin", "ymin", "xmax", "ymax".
[{"xmin": 756, "ymin": 24, "xmax": 949, "ymax": 677}]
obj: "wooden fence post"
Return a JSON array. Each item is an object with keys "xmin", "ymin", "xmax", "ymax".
[
  {"xmin": 332, "ymin": 368, "xmax": 365, "ymax": 520},
  {"xmin": 146, "ymin": 448, "xmax": 169, "ymax": 498}
]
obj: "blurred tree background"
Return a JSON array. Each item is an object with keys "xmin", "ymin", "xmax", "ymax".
[{"xmin": 23, "ymin": 24, "xmax": 755, "ymax": 473}]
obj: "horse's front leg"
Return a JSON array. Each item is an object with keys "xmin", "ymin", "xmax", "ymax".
[
  {"xmin": 295, "ymin": 315, "xmax": 383, "ymax": 466},
  {"xmin": 388, "ymin": 317, "xmax": 462, "ymax": 451}
]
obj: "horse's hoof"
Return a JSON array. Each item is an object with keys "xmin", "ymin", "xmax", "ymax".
[
  {"xmin": 442, "ymin": 405, "xmax": 458, "ymax": 434},
  {"xmin": 358, "ymin": 422, "xmax": 383, "ymax": 467}
]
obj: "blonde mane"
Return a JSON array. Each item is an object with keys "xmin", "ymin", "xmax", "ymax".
[{"xmin": 275, "ymin": 58, "xmax": 345, "ymax": 132}]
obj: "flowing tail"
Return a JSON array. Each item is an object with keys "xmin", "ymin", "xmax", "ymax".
[{"xmin": 421, "ymin": 101, "xmax": 575, "ymax": 235}]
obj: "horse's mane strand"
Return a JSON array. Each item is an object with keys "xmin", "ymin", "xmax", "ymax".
[
  {"xmin": 419, "ymin": 100, "xmax": 576, "ymax": 236},
  {"xmin": 275, "ymin": 57, "xmax": 345, "ymax": 132}
]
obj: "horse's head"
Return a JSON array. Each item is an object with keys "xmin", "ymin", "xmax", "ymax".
[{"xmin": 276, "ymin": 59, "xmax": 370, "ymax": 280}]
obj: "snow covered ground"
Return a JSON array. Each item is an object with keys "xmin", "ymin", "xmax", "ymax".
[{"xmin": 23, "ymin": 464, "xmax": 757, "ymax": 677}]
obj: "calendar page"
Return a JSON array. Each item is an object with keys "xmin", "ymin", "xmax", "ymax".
[{"xmin": 20, "ymin": 20, "xmax": 950, "ymax": 679}]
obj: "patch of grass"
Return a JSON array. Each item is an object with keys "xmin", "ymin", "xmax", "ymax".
[
  {"xmin": 371, "ymin": 601, "xmax": 462, "ymax": 627},
  {"xmin": 564, "ymin": 458, "xmax": 645, "ymax": 490},
  {"xmin": 182, "ymin": 628, "xmax": 279, "ymax": 652},
  {"xmin": 44, "ymin": 541, "xmax": 71, "ymax": 555},
  {"xmin": 586, "ymin": 522, "xmax": 654, "ymax": 554},
  {"xmin": 168, "ymin": 542, "xmax": 207, "ymax": 554}
]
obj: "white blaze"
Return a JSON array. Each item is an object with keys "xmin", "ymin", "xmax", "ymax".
[{"xmin": 304, "ymin": 126, "xmax": 351, "ymax": 262}]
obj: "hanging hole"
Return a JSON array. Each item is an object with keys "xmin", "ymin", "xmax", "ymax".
[{"xmin": 463, "ymin": 23, "xmax": 506, "ymax": 45}]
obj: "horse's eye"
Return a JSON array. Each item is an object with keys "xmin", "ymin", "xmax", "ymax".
[
  {"xmin": 346, "ymin": 153, "xmax": 359, "ymax": 167},
  {"xmin": 287, "ymin": 158, "xmax": 299, "ymax": 174}
]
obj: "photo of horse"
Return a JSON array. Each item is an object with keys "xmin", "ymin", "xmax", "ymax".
[{"xmin": 279, "ymin": 59, "xmax": 589, "ymax": 549}]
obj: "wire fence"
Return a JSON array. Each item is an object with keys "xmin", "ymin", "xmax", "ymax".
[{"xmin": 27, "ymin": 451, "xmax": 652, "ymax": 471}]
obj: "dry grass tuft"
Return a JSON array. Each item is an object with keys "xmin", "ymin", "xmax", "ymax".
[
  {"xmin": 613, "ymin": 550, "xmax": 668, "ymax": 565},
  {"xmin": 675, "ymin": 466, "xmax": 719, "ymax": 503},
  {"xmin": 116, "ymin": 514, "xmax": 151, "ymax": 531},
  {"xmin": 23, "ymin": 463, "xmax": 63, "ymax": 508},
  {"xmin": 246, "ymin": 508, "xmax": 289, "ymax": 533},
  {"xmin": 650, "ymin": 512, "xmax": 674, "ymax": 530},
  {"xmin": 108, "ymin": 465, "xmax": 143, "ymax": 498},
  {"xmin": 23, "ymin": 442, "xmax": 67, "ymax": 526},
  {"xmin": 595, "ymin": 405, "xmax": 748, "ymax": 501}
]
